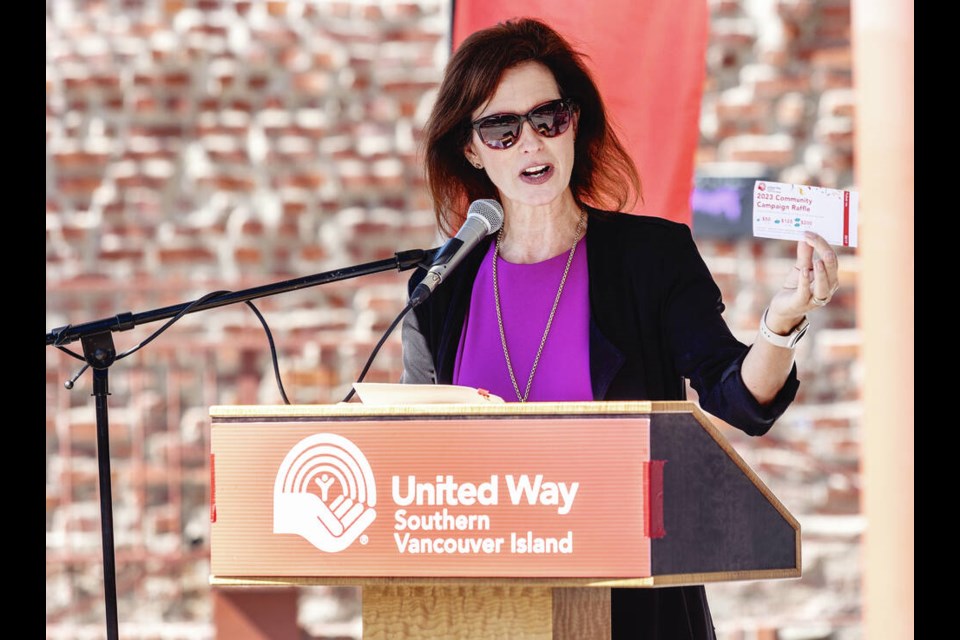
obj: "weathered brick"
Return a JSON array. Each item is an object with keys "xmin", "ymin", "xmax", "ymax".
[
  {"xmin": 811, "ymin": 67, "xmax": 853, "ymax": 91},
  {"xmin": 292, "ymin": 70, "xmax": 332, "ymax": 95},
  {"xmin": 285, "ymin": 172, "xmax": 328, "ymax": 190},
  {"xmin": 281, "ymin": 199, "xmax": 310, "ymax": 217},
  {"xmin": 266, "ymin": 1, "xmax": 287, "ymax": 17},
  {"xmin": 718, "ymin": 134, "xmax": 796, "ymax": 166},
  {"xmin": 819, "ymin": 88, "xmax": 855, "ymax": 118},
  {"xmin": 129, "ymin": 124, "xmax": 187, "ymax": 139},
  {"xmin": 147, "ymin": 505, "xmax": 181, "ymax": 536},
  {"xmin": 299, "ymin": 245, "xmax": 327, "ymax": 262},
  {"xmin": 361, "ymin": 4, "xmax": 384, "ymax": 20},
  {"xmin": 716, "ymin": 87, "xmax": 769, "ymax": 125},
  {"xmin": 775, "ymin": 92, "xmax": 808, "ymax": 130},
  {"xmin": 53, "ymin": 150, "xmax": 111, "ymax": 170},
  {"xmin": 709, "ymin": 0, "xmax": 743, "ymax": 19},
  {"xmin": 233, "ymin": 247, "xmax": 262, "ymax": 264},
  {"xmin": 248, "ymin": 73, "xmax": 269, "ymax": 91},
  {"xmin": 814, "ymin": 329, "xmax": 861, "ymax": 362},
  {"xmin": 56, "ymin": 175, "xmax": 104, "ymax": 197},
  {"xmin": 198, "ymin": 175, "xmax": 256, "ymax": 192},
  {"xmin": 113, "ymin": 173, "xmax": 166, "ymax": 190},
  {"xmin": 740, "ymin": 64, "xmax": 810, "ymax": 98},
  {"xmin": 776, "ymin": 0, "xmax": 816, "ymax": 22},
  {"xmin": 157, "ymin": 246, "xmax": 217, "ymax": 264},
  {"xmin": 711, "ymin": 17, "xmax": 758, "ymax": 49},
  {"xmin": 393, "ymin": 2, "xmax": 424, "ymax": 18},
  {"xmin": 814, "ymin": 116, "xmax": 854, "ymax": 149},
  {"xmin": 100, "ymin": 247, "xmax": 145, "ymax": 263}
]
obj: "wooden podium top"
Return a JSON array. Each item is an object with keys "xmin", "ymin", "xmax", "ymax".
[
  {"xmin": 211, "ymin": 399, "xmax": 679, "ymax": 419},
  {"xmin": 209, "ymin": 400, "xmax": 799, "ymax": 588}
]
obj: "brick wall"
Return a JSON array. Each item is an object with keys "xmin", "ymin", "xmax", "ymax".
[{"xmin": 45, "ymin": 1, "xmax": 862, "ymax": 638}]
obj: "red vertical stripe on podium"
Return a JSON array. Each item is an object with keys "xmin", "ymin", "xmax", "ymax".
[
  {"xmin": 843, "ymin": 191, "xmax": 851, "ymax": 246},
  {"xmin": 451, "ymin": 1, "xmax": 708, "ymax": 225},
  {"xmin": 644, "ymin": 460, "xmax": 666, "ymax": 538},
  {"xmin": 210, "ymin": 453, "xmax": 217, "ymax": 523}
]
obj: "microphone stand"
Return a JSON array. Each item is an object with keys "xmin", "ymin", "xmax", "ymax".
[{"xmin": 45, "ymin": 247, "xmax": 435, "ymax": 640}]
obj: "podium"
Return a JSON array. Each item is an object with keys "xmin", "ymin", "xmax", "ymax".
[{"xmin": 209, "ymin": 401, "xmax": 800, "ymax": 639}]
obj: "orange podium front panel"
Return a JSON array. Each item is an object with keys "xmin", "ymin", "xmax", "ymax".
[{"xmin": 209, "ymin": 401, "xmax": 800, "ymax": 587}]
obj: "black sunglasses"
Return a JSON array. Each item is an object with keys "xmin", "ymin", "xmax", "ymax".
[{"xmin": 470, "ymin": 98, "xmax": 577, "ymax": 150}]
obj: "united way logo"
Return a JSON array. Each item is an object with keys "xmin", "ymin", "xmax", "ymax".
[{"xmin": 274, "ymin": 433, "xmax": 377, "ymax": 552}]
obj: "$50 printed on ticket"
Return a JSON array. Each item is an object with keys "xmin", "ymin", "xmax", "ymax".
[{"xmin": 752, "ymin": 180, "xmax": 858, "ymax": 248}]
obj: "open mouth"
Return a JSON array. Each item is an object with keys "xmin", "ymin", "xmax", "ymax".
[{"xmin": 521, "ymin": 164, "xmax": 550, "ymax": 178}]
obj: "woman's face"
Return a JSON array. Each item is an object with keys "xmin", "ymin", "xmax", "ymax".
[{"xmin": 465, "ymin": 61, "xmax": 577, "ymax": 211}]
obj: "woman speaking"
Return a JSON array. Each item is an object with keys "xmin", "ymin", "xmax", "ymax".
[{"xmin": 400, "ymin": 17, "xmax": 838, "ymax": 639}]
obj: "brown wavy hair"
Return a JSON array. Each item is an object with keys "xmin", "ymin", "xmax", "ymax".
[{"xmin": 422, "ymin": 17, "xmax": 643, "ymax": 237}]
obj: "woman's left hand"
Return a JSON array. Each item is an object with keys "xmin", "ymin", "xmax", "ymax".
[{"xmin": 766, "ymin": 231, "xmax": 840, "ymax": 331}]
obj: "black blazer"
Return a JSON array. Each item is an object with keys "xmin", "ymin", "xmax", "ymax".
[{"xmin": 407, "ymin": 206, "xmax": 799, "ymax": 437}]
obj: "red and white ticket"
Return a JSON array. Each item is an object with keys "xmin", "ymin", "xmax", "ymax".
[{"xmin": 752, "ymin": 180, "xmax": 858, "ymax": 248}]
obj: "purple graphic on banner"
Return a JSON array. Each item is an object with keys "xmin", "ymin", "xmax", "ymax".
[{"xmin": 690, "ymin": 186, "xmax": 742, "ymax": 222}]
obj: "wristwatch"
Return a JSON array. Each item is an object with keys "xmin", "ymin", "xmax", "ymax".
[{"xmin": 759, "ymin": 307, "xmax": 809, "ymax": 349}]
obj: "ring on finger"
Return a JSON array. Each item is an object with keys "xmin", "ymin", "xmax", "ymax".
[{"xmin": 811, "ymin": 295, "xmax": 829, "ymax": 306}]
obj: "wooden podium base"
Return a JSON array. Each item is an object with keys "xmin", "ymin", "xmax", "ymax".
[
  {"xmin": 213, "ymin": 585, "xmax": 611, "ymax": 639},
  {"xmin": 213, "ymin": 585, "xmax": 610, "ymax": 640},
  {"xmin": 362, "ymin": 586, "xmax": 610, "ymax": 640},
  {"xmin": 552, "ymin": 588, "xmax": 611, "ymax": 640}
]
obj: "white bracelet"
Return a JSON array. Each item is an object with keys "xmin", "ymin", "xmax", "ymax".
[{"xmin": 759, "ymin": 307, "xmax": 809, "ymax": 349}]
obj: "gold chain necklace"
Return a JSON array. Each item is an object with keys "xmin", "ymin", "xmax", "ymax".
[{"xmin": 493, "ymin": 209, "xmax": 586, "ymax": 403}]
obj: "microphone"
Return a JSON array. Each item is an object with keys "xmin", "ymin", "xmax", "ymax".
[{"xmin": 409, "ymin": 199, "xmax": 504, "ymax": 307}]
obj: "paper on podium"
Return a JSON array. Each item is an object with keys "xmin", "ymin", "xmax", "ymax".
[{"xmin": 352, "ymin": 383, "xmax": 505, "ymax": 405}]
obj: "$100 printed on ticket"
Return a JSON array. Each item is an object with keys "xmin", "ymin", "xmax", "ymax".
[{"xmin": 752, "ymin": 181, "xmax": 858, "ymax": 248}]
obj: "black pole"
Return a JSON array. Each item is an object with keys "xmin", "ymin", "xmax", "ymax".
[
  {"xmin": 78, "ymin": 329, "xmax": 121, "ymax": 640},
  {"xmin": 93, "ymin": 367, "xmax": 119, "ymax": 640}
]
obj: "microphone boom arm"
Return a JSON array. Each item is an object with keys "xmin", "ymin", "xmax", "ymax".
[{"xmin": 46, "ymin": 247, "xmax": 437, "ymax": 347}]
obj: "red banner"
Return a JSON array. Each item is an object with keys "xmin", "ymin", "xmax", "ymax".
[{"xmin": 452, "ymin": 1, "xmax": 709, "ymax": 224}]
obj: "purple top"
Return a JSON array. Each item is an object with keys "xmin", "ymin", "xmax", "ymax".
[{"xmin": 453, "ymin": 237, "xmax": 593, "ymax": 402}]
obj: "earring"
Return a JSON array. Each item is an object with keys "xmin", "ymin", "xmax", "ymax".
[{"xmin": 474, "ymin": 162, "xmax": 483, "ymax": 169}]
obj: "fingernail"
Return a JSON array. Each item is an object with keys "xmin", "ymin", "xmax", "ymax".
[{"xmin": 816, "ymin": 260, "xmax": 824, "ymax": 271}]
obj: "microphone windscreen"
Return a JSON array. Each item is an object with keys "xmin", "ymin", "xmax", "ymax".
[{"xmin": 467, "ymin": 199, "xmax": 504, "ymax": 234}]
